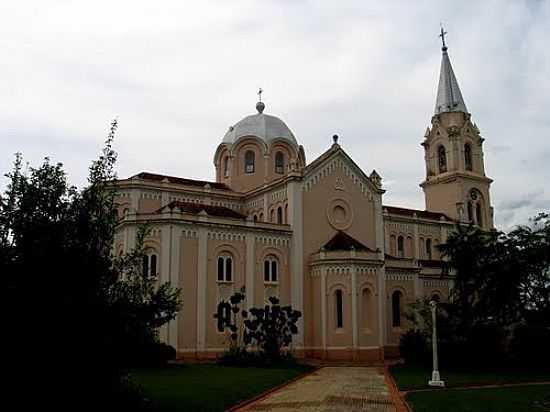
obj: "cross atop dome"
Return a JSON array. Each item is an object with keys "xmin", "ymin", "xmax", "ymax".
[{"xmin": 256, "ymin": 88, "xmax": 265, "ymax": 113}]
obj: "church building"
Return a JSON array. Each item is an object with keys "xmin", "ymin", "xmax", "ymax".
[{"xmin": 114, "ymin": 36, "xmax": 494, "ymax": 362}]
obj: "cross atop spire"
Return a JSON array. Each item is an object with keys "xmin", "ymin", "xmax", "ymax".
[
  {"xmin": 439, "ymin": 25, "xmax": 448, "ymax": 51},
  {"xmin": 258, "ymin": 87, "xmax": 263, "ymax": 102}
]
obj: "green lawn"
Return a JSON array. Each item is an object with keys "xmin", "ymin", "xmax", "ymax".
[
  {"xmin": 391, "ymin": 364, "xmax": 550, "ymax": 391},
  {"xmin": 132, "ymin": 364, "xmax": 314, "ymax": 412},
  {"xmin": 406, "ymin": 384, "xmax": 550, "ymax": 412}
]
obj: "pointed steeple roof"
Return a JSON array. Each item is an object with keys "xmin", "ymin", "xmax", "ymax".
[{"xmin": 434, "ymin": 32, "xmax": 468, "ymax": 115}]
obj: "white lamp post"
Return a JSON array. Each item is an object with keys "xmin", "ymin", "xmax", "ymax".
[{"xmin": 428, "ymin": 300, "xmax": 445, "ymax": 387}]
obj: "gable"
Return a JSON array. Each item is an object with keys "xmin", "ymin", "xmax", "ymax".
[{"xmin": 303, "ymin": 147, "xmax": 383, "ymax": 199}]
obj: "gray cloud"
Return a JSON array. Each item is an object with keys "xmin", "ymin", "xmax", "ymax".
[{"xmin": 1, "ymin": 0, "xmax": 549, "ymax": 230}]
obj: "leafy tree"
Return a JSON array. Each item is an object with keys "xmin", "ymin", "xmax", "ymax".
[
  {"xmin": 401, "ymin": 215, "xmax": 550, "ymax": 368},
  {"xmin": 2, "ymin": 120, "xmax": 181, "ymax": 409},
  {"xmin": 508, "ymin": 213, "xmax": 550, "ymax": 323}
]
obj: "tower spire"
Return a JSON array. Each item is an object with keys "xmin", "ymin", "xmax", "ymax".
[{"xmin": 434, "ymin": 27, "xmax": 468, "ymax": 115}]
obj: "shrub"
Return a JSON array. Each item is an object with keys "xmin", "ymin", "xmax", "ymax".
[
  {"xmin": 399, "ymin": 329, "xmax": 430, "ymax": 366},
  {"xmin": 125, "ymin": 342, "xmax": 176, "ymax": 368},
  {"xmin": 214, "ymin": 292, "xmax": 302, "ymax": 366},
  {"xmin": 509, "ymin": 325, "xmax": 550, "ymax": 368}
]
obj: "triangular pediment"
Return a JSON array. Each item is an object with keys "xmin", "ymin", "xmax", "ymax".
[{"xmin": 304, "ymin": 145, "xmax": 384, "ymax": 195}]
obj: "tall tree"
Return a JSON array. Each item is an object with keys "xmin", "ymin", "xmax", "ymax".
[{"xmin": 3, "ymin": 120, "xmax": 181, "ymax": 409}]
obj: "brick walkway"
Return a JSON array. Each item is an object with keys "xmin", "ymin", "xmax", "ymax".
[{"xmin": 237, "ymin": 367, "xmax": 397, "ymax": 411}]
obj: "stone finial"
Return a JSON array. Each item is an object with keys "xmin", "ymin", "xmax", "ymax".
[
  {"xmin": 332, "ymin": 134, "xmax": 339, "ymax": 144},
  {"xmin": 369, "ymin": 169, "xmax": 382, "ymax": 189}
]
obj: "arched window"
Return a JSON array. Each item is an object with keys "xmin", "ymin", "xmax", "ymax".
[
  {"xmin": 362, "ymin": 288, "xmax": 373, "ymax": 330},
  {"xmin": 431, "ymin": 293, "xmax": 441, "ymax": 302},
  {"xmin": 419, "ymin": 237, "xmax": 425, "ymax": 258},
  {"xmin": 253, "ymin": 214, "xmax": 258, "ymax": 222},
  {"xmin": 390, "ymin": 235, "xmax": 397, "ymax": 256},
  {"xmin": 277, "ymin": 207, "xmax": 283, "ymax": 224},
  {"xmin": 476, "ymin": 203, "xmax": 483, "ymax": 227},
  {"xmin": 284, "ymin": 204, "xmax": 288, "ymax": 224},
  {"xmin": 275, "ymin": 151, "xmax": 284, "ymax": 174},
  {"xmin": 259, "ymin": 212, "xmax": 264, "ymax": 222},
  {"xmin": 142, "ymin": 255, "xmax": 148, "ymax": 278},
  {"xmin": 426, "ymin": 239, "xmax": 432, "ymax": 260},
  {"xmin": 142, "ymin": 252, "xmax": 158, "ymax": 277},
  {"xmin": 264, "ymin": 256, "xmax": 278, "ymax": 283},
  {"xmin": 223, "ymin": 156, "xmax": 229, "ymax": 177},
  {"xmin": 438, "ymin": 146, "xmax": 447, "ymax": 173},
  {"xmin": 244, "ymin": 150, "xmax": 255, "ymax": 173},
  {"xmin": 467, "ymin": 201, "xmax": 473, "ymax": 222},
  {"xmin": 397, "ymin": 236, "xmax": 404, "ymax": 258},
  {"xmin": 335, "ymin": 289, "xmax": 343, "ymax": 328},
  {"xmin": 464, "ymin": 143, "xmax": 472, "ymax": 171},
  {"xmin": 150, "ymin": 254, "xmax": 157, "ymax": 277},
  {"xmin": 392, "ymin": 291, "xmax": 402, "ymax": 327},
  {"xmin": 407, "ymin": 236, "xmax": 414, "ymax": 258},
  {"xmin": 217, "ymin": 255, "xmax": 233, "ymax": 282},
  {"xmin": 270, "ymin": 209, "xmax": 275, "ymax": 223}
]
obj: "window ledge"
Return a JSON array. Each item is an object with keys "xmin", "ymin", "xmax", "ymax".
[
  {"xmin": 216, "ymin": 280, "xmax": 234, "ymax": 284},
  {"xmin": 264, "ymin": 281, "xmax": 279, "ymax": 286},
  {"xmin": 335, "ymin": 327, "xmax": 345, "ymax": 334}
]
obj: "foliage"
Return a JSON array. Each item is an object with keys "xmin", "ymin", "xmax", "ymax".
[
  {"xmin": 243, "ymin": 296, "xmax": 302, "ymax": 362},
  {"xmin": 398, "ymin": 329, "xmax": 430, "ymax": 366},
  {"xmin": 402, "ymin": 214, "xmax": 549, "ymax": 368},
  {"xmin": 2, "ymin": 119, "xmax": 181, "ymax": 408},
  {"xmin": 509, "ymin": 324, "xmax": 550, "ymax": 369},
  {"xmin": 439, "ymin": 216, "xmax": 550, "ymax": 327},
  {"xmin": 214, "ymin": 291, "xmax": 302, "ymax": 365}
]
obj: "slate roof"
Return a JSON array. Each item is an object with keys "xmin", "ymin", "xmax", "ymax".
[
  {"xmin": 130, "ymin": 172, "xmax": 231, "ymax": 191},
  {"xmin": 156, "ymin": 201, "xmax": 245, "ymax": 219},
  {"xmin": 323, "ymin": 231, "xmax": 374, "ymax": 252},
  {"xmin": 434, "ymin": 46, "xmax": 468, "ymax": 115},
  {"xmin": 383, "ymin": 205, "xmax": 451, "ymax": 221}
]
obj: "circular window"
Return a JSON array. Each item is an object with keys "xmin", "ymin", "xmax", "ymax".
[{"xmin": 327, "ymin": 198, "xmax": 353, "ymax": 230}]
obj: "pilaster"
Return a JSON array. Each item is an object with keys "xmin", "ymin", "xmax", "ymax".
[
  {"xmin": 245, "ymin": 233, "xmax": 255, "ymax": 309},
  {"xmin": 351, "ymin": 265, "xmax": 358, "ymax": 351},
  {"xmin": 196, "ymin": 227, "xmax": 208, "ymax": 351},
  {"xmin": 287, "ymin": 179, "xmax": 304, "ymax": 346}
]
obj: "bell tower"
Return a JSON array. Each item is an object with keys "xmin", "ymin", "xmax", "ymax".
[{"xmin": 420, "ymin": 28, "xmax": 494, "ymax": 229}]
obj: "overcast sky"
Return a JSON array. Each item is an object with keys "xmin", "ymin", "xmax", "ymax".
[{"xmin": 2, "ymin": 0, "xmax": 549, "ymax": 230}]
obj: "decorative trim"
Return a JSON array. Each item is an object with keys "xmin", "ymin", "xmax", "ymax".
[
  {"xmin": 303, "ymin": 158, "xmax": 376, "ymax": 203},
  {"xmin": 423, "ymin": 279, "xmax": 449, "ymax": 288},
  {"xmin": 386, "ymin": 273, "xmax": 415, "ymax": 281}
]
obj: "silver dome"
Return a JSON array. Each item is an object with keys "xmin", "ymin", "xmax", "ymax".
[{"xmin": 222, "ymin": 104, "xmax": 297, "ymax": 146}]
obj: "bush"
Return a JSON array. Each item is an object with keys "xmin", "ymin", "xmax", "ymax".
[
  {"xmin": 126, "ymin": 342, "xmax": 176, "ymax": 368},
  {"xmin": 399, "ymin": 330, "xmax": 430, "ymax": 366},
  {"xmin": 510, "ymin": 325, "xmax": 550, "ymax": 368}
]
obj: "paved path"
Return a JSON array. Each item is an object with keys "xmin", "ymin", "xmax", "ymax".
[{"xmin": 238, "ymin": 367, "xmax": 397, "ymax": 412}]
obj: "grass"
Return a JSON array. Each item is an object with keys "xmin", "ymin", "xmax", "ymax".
[
  {"xmin": 406, "ymin": 384, "xmax": 550, "ymax": 412},
  {"xmin": 131, "ymin": 363, "xmax": 314, "ymax": 412},
  {"xmin": 391, "ymin": 363, "xmax": 550, "ymax": 391}
]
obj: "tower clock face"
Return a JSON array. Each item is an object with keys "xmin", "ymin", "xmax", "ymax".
[{"xmin": 470, "ymin": 189, "xmax": 478, "ymax": 200}]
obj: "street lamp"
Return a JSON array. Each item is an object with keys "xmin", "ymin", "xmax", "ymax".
[{"xmin": 428, "ymin": 300, "xmax": 445, "ymax": 387}]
